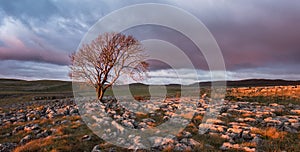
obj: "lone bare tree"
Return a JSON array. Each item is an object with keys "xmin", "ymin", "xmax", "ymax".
[{"xmin": 70, "ymin": 32, "xmax": 148, "ymax": 101}]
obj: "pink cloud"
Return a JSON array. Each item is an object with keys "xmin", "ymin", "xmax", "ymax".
[
  {"xmin": 0, "ymin": 45, "xmax": 70, "ymax": 65},
  {"xmin": 0, "ymin": 17, "xmax": 70, "ymax": 65}
]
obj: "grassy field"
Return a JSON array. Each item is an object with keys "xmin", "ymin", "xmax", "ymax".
[
  {"xmin": 1, "ymin": 79, "xmax": 300, "ymax": 151},
  {"xmin": 0, "ymin": 79, "xmax": 73, "ymax": 107},
  {"xmin": 2, "ymin": 78, "xmax": 298, "ymax": 104}
]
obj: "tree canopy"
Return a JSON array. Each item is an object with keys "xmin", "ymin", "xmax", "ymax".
[{"xmin": 70, "ymin": 32, "xmax": 148, "ymax": 101}]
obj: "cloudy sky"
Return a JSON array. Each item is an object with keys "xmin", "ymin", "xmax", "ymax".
[{"xmin": 0, "ymin": 0, "xmax": 299, "ymax": 84}]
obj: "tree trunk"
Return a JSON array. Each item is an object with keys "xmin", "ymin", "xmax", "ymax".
[{"xmin": 96, "ymin": 85, "xmax": 104, "ymax": 101}]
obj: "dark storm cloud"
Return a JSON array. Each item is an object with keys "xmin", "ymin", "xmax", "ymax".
[
  {"xmin": 0, "ymin": 0, "xmax": 161, "ymax": 66},
  {"xmin": 118, "ymin": 0, "xmax": 300, "ymax": 73},
  {"xmin": 0, "ymin": 0, "xmax": 299, "ymax": 81},
  {"xmin": 123, "ymin": 25, "xmax": 208, "ymax": 70},
  {"xmin": 189, "ymin": 0, "xmax": 300, "ymax": 71}
]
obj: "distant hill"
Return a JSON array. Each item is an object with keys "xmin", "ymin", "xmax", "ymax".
[
  {"xmin": 127, "ymin": 79, "xmax": 300, "ymax": 87},
  {"xmin": 0, "ymin": 78, "xmax": 72, "ymax": 93},
  {"xmin": 193, "ymin": 79, "xmax": 300, "ymax": 87},
  {"xmin": 0, "ymin": 78, "xmax": 299, "ymax": 94}
]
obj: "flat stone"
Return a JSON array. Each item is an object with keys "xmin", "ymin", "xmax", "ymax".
[
  {"xmin": 82, "ymin": 135, "xmax": 91, "ymax": 141},
  {"xmin": 244, "ymin": 117, "xmax": 257, "ymax": 122},
  {"xmin": 36, "ymin": 130, "xmax": 52, "ymax": 138},
  {"xmin": 187, "ymin": 139, "xmax": 201, "ymax": 148},
  {"xmin": 227, "ymin": 128, "xmax": 243, "ymax": 134},
  {"xmin": 242, "ymin": 131, "xmax": 253, "ymax": 141},
  {"xmin": 148, "ymin": 136, "xmax": 175, "ymax": 147},
  {"xmin": 263, "ymin": 117, "xmax": 281, "ymax": 124},
  {"xmin": 12, "ymin": 126, "xmax": 24, "ymax": 134},
  {"xmin": 243, "ymin": 147, "xmax": 256, "ymax": 152},
  {"xmin": 20, "ymin": 134, "xmax": 32, "ymax": 144},
  {"xmin": 91, "ymin": 145, "xmax": 101, "ymax": 152},
  {"xmin": 209, "ymin": 125, "xmax": 227, "ymax": 133},
  {"xmin": 206, "ymin": 119, "xmax": 226, "ymax": 126},
  {"xmin": 181, "ymin": 131, "xmax": 192, "ymax": 138},
  {"xmin": 288, "ymin": 119, "xmax": 298, "ymax": 123},
  {"xmin": 291, "ymin": 110, "xmax": 300, "ymax": 115},
  {"xmin": 122, "ymin": 120, "xmax": 134, "ymax": 129},
  {"xmin": 148, "ymin": 137, "xmax": 163, "ymax": 147},
  {"xmin": 174, "ymin": 143, "xmax": 188, "ymax": 151},
  {"xmin": 291, "ymin": 122, "xmax": 300, "ymax": 129},
  {"xmin": 220, "ymin": 142, "xmax": 241, "ymax": 150}
]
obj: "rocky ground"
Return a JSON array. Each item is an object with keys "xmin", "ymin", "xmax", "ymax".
[{"xmin": 1, "ymin": 97, "xmax": 300, "ymax": 152}]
